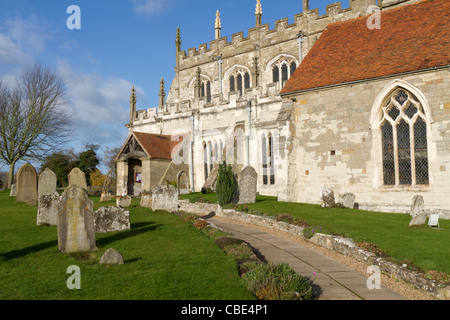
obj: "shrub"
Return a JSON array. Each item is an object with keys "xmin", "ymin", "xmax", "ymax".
[
  {"xmin": 292, "ymin": 219, "xmax": 310, "ymax": 227},
  {"xmin": 193, "ymin": 219, "xmax": 209, "ymax": 229},
  {"xmin": 243, "ymin": 262, "xmax": 313, "ymax": 300},
  {"xmin": 275, "ymin": 214, "xmax": 294, "ymax": 223},
  {"xmin": 216, "ymin": 162, "xmax": 236, "ymax": 207},
  {"xmin": 223, "ymin": 243, "xmax": 254, "ymax": 260},
  {"xmin": 215, "ymin": 236, "xmax": 245, "ymax": 249}
]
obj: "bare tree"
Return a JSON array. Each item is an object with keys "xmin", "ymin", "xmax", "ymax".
[{"xmin": 0, "ymin": 62, "xmax": 72, "ymax": 189}]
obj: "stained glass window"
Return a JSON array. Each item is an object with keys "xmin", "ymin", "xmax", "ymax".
[
  {"xmin": 244, "ymin": 72, "xmax": 250, "ymax": 89},
  {"xmin": 229, "ymin": 76, "xmax": 235, "ymax": 92}
]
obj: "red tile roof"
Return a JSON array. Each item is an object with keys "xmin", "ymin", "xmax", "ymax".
[
  {"xmin": 119, "ymin": 131, "xmax": 186, "ymax": 160},
  {"xmin": 280, "ymin": 0, "xmax": 450, "ymax": 95}
]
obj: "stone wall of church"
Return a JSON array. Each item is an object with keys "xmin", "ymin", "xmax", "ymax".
[
  {"xmin": 129, "ymin": 0, "xmax": 379, "ymax": 195},
  {"xmin": 285, "ymin": 67, "xmax": 450, "ymax": 217}
]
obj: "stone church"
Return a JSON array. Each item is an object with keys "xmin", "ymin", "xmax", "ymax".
[{"xmin": 116, "ymin": 0, "xmax": 450, "ymax": 217}]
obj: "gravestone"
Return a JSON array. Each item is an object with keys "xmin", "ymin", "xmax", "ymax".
[
  {"xmin": 100, "ymin": 248, "xmax": 124, "ymax": 265},
  {"xmin": 140, "ymin": 191, "xmax": 152, "ymax": 208},
  {"xmin": 94, "ymin": 206, "xmax": 130, "ymax": 233},
  {"xmin": 202, "ymin": 165, "xmax": 219, "ymax": 192},
  {"xmin": 237, "ymin": 166, "xmax": 257, "ymax": 204},
  {"xmin": 68, "ymin": 168, "xmax": 88, "ymax": 190},
  {"xmin": 16, "ymin": 163, "xmax": 38, "ymax": 206},
  {"xmin": 152, "ymin": 185, "xmax": 178, "ymax": 212},
  {"xmin": 57, "ymin": 186, "xmax": 97, "ymax": 253},
  {"xmin": 341, "ymin": 193, "xmax": 356, "ymax": 209},
  {"xmin": 321, "ymin": 187, "xmax": 335, "ymax": 207},
  {"xmin": 9, "ymin": 184, "xmax": 17, "ymax": 197},
  {"xmin": 177, "ymin": 171, "xmax": 190, "ymax": 195},
  {"xmin": 410, "ymin": 195, "xmax": 424, "ymax": 217},
  {"xmin": 409, "ymin": 212, "xmax": 428, "ymax": 227},
  {"xmin": 100, "ymin": 192, "xmax": 112, "ymax": 202},
  {"xmin": 116, "ymin": 196, "xmax": 132, "ymax": 207},
  {"xmin": 37, "ymin": 168, "xmax": 60, "ymax": 226}
]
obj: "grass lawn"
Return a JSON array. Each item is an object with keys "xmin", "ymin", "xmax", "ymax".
[
  {"xmin": 0, "ymin": 191, "xmax": 255, "ymax": 300},
  {"xmin": 180, "ymin": 193, "xmax": 450, "ymax": 276}
]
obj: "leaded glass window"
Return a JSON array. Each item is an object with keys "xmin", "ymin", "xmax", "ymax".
[{"xmin": 380, "ymin": 88, "xmax": 429, "ymax": 186}]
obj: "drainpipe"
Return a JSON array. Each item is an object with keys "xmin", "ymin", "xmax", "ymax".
[
  {"xmin": 296, "ymin": 31, "xmax": 303, "ymax": 64},
  {"xmin": 190, "ymin": 112, "xmax": 195, "ymax": 192},
  {"xmin": 246, "ymin": 100, "xmax": 252, "ymax": 167}
]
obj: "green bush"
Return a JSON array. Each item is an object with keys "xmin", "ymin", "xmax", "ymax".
[
  {"xmin": 243, "ymin": 262, "xmax": 313, "ymax": 300},
  {"xmin": 216, "ymin": 162, "xmax": 236, "ymax": 206},
  {"xmin": 275, "ymin": 213, "xmax": 294, "ymax": 223}
]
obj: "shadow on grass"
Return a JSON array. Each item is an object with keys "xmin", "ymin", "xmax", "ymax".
[
  {"xmin": 0, "ymin": 222, "xmax": 160, "ymax": 261},
  {"xmin": 95, "ymin": 222, "xmax": 161, "ymax": 247},
  {"xmin": 0, "ymin": 240, "xmax": 58, "ymax": 261}
]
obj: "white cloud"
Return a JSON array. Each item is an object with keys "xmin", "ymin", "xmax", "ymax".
[
  {"xmin": 131, "ymin": 0, "xmax": 174, "ymax": 17},
  {"xmin": 57, "ymin": 61, "xmax": 142, "ymax": 149}
]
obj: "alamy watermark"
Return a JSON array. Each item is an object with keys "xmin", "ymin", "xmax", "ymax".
[
  {"xmin": 67, "ymin": 5, "xmax": 81, "ymax": 30},
  {"xmin": 366, "ymin": 265, "xmax": 381, "ymax": 290},
  {"xmin": 367, "ymin": 5, "xmax": 381, "ymax": 30},
  {"xmin": 66, "ymin": 265, "xmax": 81, "ymax": 290}
]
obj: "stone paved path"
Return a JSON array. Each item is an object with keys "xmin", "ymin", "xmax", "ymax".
[{"xmin": 208, "ymin": 217, "xmax": 407, "ymax": 300}]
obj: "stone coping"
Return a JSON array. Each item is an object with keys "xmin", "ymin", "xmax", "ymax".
[{"xmin": 177, "ymin": 199, "xmax": 449, "ymax": 300}]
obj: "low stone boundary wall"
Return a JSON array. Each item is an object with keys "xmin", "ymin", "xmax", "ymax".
[{"xmin": 178, "ymin": 199, "xmax": 449, "ymax": 300}]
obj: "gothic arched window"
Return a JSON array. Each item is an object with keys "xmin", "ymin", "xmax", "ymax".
[
  {"xmin": 271, "ymin": 57, "xmax": 297, "ymax": 87},
  {"xmin": 228, "ymin": 69, "xmax": 251, "ymax": 97},
  {"xmin": 380, "ymin": 89, "xmax": 429, "ymax": 186}
]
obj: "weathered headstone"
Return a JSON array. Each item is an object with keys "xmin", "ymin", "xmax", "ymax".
[
  {"xmin": 94, "ymin": 206, "xmax": 130, "ymax": 233},
  {"xmin": 9, "ymin": 184, "xmax": 17, "ymax": 197},
  {"xmin": 68, "ymin": 168, "xmax": 88, "ymax": 190},
  {"xmin": 37, "ymin": 168, "xmax": 60, "ymax": 226},
  {"xmin": 341, "ymin": 193, "xmax": 356, "ymax": 209},
  {"xmin": 57, "ymin": 186, "xmax": 97, "ymax": 253},
  {"xmin": 152, "ymin": 185, "xmax": 178, "ymax": 212},
  {"xmin": 409, "ymin": 211, "xmax": 428, "ymax": 227},
  {"xmin": 140, "ymin": 191, "xmax": 152, "ymax": 208},
  {"xmin": 100, "ymin": 192, "xmax": 112, "ymax": 202},
  {"xmin": 38, "ymin": 168, "xmax": 57, "ymax": 196},
  {"xmin": 410, "ymin": 195, "xmax": 424, "ymax": 217},
  {"xmin": 237, "ymin": 166, "xmax": 257, "ymax": 204},
  {"xmin": 37, "ymin": 192, "xmax": 61, "ymax": 226},
  {"xmin": 202, "ymin": 165, "xmax": 218, "ymax": 192},
  {"xmin": 321, "ymin": 187, "xmax": 335, "ymax": 207},
  {"xmin": 16, "ymin": 163, "xmax": 38, "ymax": 206},
  {"xmin": 116, "ymin": 196, "xmax": 132, "ymax": 207},
  {"xmin": 100, "ymin": 248, "xmax": 124, "ymax": 265}
]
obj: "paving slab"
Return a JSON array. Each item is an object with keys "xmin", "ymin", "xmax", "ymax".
[{"xmin": 209, "ymin": 217, "xmax": 407, "ymax": 300}]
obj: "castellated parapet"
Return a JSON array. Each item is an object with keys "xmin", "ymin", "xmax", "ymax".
[{"xmin": 130, "ymin": 0, "xmax": 377, "ymax": 127}]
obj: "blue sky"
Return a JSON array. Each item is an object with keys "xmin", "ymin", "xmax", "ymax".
[{"xmin": 0, "ymin": 0, "xmax": 350, "ymax": 172}]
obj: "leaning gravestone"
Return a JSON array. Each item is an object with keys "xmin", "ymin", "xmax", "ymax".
[
  {"xmin": 68, "ymin": 168, "xmax": 88, "ymax": 190},
  {"xmin": 321, "ymin": 187, "xmax": 335, "ymax": 207},
  {"xmin": 37, "ymin": 168, "xmax": 60, "ymax": 226},
  {"xmin": 409, "ymin": 212, "xmax": 428, "ymax": 227},
  {"xmin": 341, "ymin": 193, "xmax": 356, "ymax": 209},
  {"xmin": 237, "ymin": 166, "xmax": 257, "ymax": 204},
  {"xmin": 94, "ymin": 206, "xmax": 130, "ymax": 233},
  {"xmin": 410, "ymin": 195, "xmax": 424, "ymax": 217},
  {"xmin": 16, "ymin": 163, "xmax": 38, "ymax": 206},
  {"xmin": 57, "ymin": 186, "xmax": 97, "ymax": 253},
  {"xmin": 152, "ymin": 185, "xmax": 178, "ymax": 212}
]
